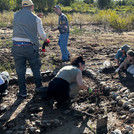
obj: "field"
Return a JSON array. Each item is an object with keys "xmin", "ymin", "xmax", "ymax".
[{"xmin": 0, "ymin": 23, "xmax": 134, "ymax": 134}]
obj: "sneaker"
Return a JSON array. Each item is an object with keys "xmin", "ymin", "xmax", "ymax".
[{"xmin": 1, "ymin": 90, "xmax": 9, "ymax": 96}]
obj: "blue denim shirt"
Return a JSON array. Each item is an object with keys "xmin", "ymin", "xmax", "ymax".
[{"xmin": 115, "ymin": 49, "xmax": 126, "ymax": 63}]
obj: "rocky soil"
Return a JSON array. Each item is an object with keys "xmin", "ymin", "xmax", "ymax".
[{"xmin": 0, "ymin": 25, "xmax": 134, "ymax": 134}]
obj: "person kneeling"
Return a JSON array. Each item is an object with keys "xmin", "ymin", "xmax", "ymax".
[
  {"xmin": 46, "ymin": 56, "xmax": 90, "ymax": 106},
  {"xmin": 115, "ymin": 50, "xmax": 134, "ymax": 77}
]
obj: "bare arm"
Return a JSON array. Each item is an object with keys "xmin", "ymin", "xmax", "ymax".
[
  {"xmin": 76, "ymin": 72, "xmax": 88, "ymax": 90},
  {"xmin": 119, "ymin": 58, "xmax": 128, "ymax": 70},
  {"xmin": 116, "ymin": 59, "xmax": 120, "ymax": 67}
]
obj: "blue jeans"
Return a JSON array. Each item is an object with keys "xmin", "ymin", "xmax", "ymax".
[
  {"xmin": 58, "ymin": 33, "xmax": 69, "ymax": 61},
  {"xmin": 12, "ymin": 45, "xmax": 42, "ymax": 95}
]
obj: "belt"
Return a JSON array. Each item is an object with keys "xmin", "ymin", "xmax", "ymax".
[{"xmin": 13, "ymin": 44, "xmax": 33, "ymax": 46}]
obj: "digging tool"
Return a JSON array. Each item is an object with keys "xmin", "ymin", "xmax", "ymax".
[{"xmin": 42, "ymin": 38, "xmax": 50, "ymax": 52}]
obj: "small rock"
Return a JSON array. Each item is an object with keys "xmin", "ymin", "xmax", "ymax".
[
  {"xmin": 120, "ymin": 115, "xmax": 127, "ymax": 119},
  {"xmin": 35, "ymin": 120, "xmax": 41, "ymax": 126},
  {"xmin": 125, "ymin": 125, "xmax": 133, "ymax": 131},
  {"xmin": 103, "ymin": 86, "xmax": 110, "ymax": 96},
  {"xmin": 0, "ymin": 105, "xmax": 7, "ymax": 112},
  {"xmin": 129, "ymin": 108, "xmax": 134, "ymax": 113},
  {"xmin": 123, "ymin": 101, "xmax": 131, "ymax": 109},
  {"xmin": 111, "ymin": 92, "xmax": 118, "ymax": 99},
  {"xmin": 124, "ymin": 89, "xmax": 130, "ymax": 94},
  {"xmin": 128, "ymin": 99, "xmax": 133, "ymax": 103},
  {"xmin": 122, "ymin": 94, "xmax": 128, "ymax": 98},
  {"xmin": 118, "ymin": 99, "xmax": 126, "ymax": 106},
  {"xmin": 35, "ymin": 129, "xmax": 41, "ymax": 134},
  {"xmin": 31, "ymin": 121, "xmax": 36, "ymax": 126},
  {"xmin": 87, "ymin": 107, "xmax": 95, "ymax": 113},
  {"xmin": 122, "ymin": 97, "xmax": 128, "ymax": 101},
  {"xmin": 115, "ymin": 96, "xmax": 121, "ymax": 102},
  {"xmin": 120, "ymin": 87, "xmax": 127, "ymax": 92},
  {"xmin": 111, "ymin": 101, "xmax": 117, "ymax": 106},
  {"xmin": 121, "ymin": 129, "xmax": 129, "ymax": 134},
  {"xmin": 128, "ymin": 92, "xmax": 134, "ymax": 99},
  {"xmin": 128, "ymin": 131, "xmax": 133, "ymax": 134},
  {"xmin": 111, "ymin": 129, "xmax": 122, "ymax": 134},
  {"xmin": 30, "ymin": 127, "xmax": 36, "ymax": 132}
]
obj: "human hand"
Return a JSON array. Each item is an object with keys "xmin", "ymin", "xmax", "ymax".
[
  {"xmin": 42, "ymin": 39, "xmax": 50, "ymax": 52},
  {"xmin": 37, "ymin": 13, "xmax": 44, "ymax": 18},
  {"xmin": 88, "ymin": 88, "xmax": 93, "ymax": 93}
]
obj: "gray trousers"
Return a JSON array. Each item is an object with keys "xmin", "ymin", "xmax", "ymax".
[{"xmin": 12, "ymin": 45, "xmax": 42, "ymax": 95}]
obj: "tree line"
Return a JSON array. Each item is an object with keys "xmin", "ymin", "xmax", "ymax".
[{"xmin": 0, "ymin": 0, "xmax": 133, "ymax": 11}]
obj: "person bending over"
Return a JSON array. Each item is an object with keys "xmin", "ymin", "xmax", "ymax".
[
  {"xmin": 115, "ymin": 44, "xmax": 130, "ymax": 67},
  {"xmin": 115, "ymin": 50, "xmax": 134, "ymax": 77},
  {"xmin": 47, "ymin": 56, "xmax": 90, "ymax": 105}
]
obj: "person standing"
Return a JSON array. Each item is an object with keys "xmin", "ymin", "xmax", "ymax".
[
  {"xmin": 12, "ymin": 0, "xmax": 47, "ymax": 98},
  {"xmin": 52, "ymin": 5, "xmax": 70, "ymax": 62}
]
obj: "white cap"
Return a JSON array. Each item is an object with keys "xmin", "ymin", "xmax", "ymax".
[{"xmin": 22, "ymin": 0, "xmax": 34, "ymax": 7}]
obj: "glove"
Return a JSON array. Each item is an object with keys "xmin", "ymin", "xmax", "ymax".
[
  {"xmin": 88, "ymin": 88, "xmax": 93, "ymax": 93},
  {"xmin": 115, "ymin": 68, "xmax": 120, "ymax": 73},
  {"xmin": 42, "ymin": 39, "xmax": 50, "ymax": 52}
]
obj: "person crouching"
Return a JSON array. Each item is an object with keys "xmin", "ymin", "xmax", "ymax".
[{"xmin": 47, "ymin": 56, "xmax": 89, "ymax": 106}]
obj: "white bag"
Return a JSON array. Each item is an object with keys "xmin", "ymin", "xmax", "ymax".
[
  {"xmin": 0, "ymin": 71, "xmax": 10, "ymax": 84},
  {"xmin": 0, "ymin": 75, "xmax": 5, "ymax": 85}
]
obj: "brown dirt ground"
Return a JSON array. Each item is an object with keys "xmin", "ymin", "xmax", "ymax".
[{"xmin": 0, "ymin": 25, "xmax": 134, "ymax": 134}]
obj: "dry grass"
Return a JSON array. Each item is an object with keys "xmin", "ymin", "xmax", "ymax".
[
  {"xmin": 0, "ymin": 11, "xmax": 14, "ymax": 26},
  {"xmin": 42, "ymin": 13, "xmax": 58, "ymax": 27}
]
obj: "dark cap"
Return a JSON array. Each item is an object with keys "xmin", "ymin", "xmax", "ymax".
[
  {"xmin": 121, "ymin": 44, "xmax": 130, "ymax": 52},
  {"xmin": 54, "ymin": 5, "xmax": 61, "ymax": 9}
]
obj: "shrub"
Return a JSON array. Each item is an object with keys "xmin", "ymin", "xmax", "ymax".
[
  {"xmin": 42, "ymin": 13, "xmax": 58, "ymax": 27},
  {"xmin": 0, "ymin": 11, "xmax": 14, "ymax": 26},
  {"xmin": 108, "ymin": 12, "xmax": 134, "ymax": 31},
  {"xmin": 71, "ymin": 13, "xmax": 91, "ymax": 29}
]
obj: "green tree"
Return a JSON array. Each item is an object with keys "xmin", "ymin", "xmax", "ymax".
[
  {"xmin": 47, "ymin": 0, "xmax": 56, "ymax": 11},
  {"xmin": 97, "ymin": 0, "xmax": 112, "ymax": 9},
  {"xmin": 33, "ymin": 0, "xmax": 47, "ymax": 11},
  {"xmin": 0, "ymin": 0, "xmax": 16, "ymax": 11},
  {"xmin": 84, "ymin": 0, "xmax": 94, "ymax": 4},
  {"xmin": 57, "ymin": 0, "xmax": 75, "ymax": 6}
]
